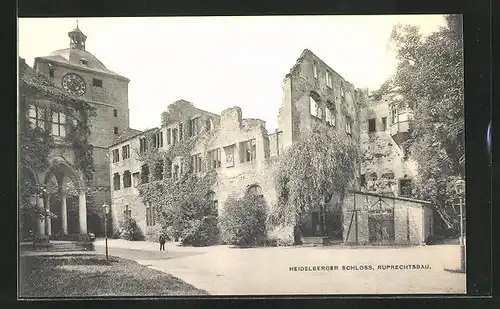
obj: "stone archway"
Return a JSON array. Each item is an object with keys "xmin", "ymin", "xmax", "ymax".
[{"xmin": 41, "ymin": 158, "xmax": 88, "ymax": 236}]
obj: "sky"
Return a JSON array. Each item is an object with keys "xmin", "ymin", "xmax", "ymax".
[{"xmin": 18, "ymin": 15, "xmax": 447, "ymax": 133}]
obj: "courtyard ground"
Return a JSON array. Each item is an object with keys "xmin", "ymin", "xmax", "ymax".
[
  {"xmin": 94, "ymin": 238, "xmax": 466, "ymax": 295},
  {"xmin": 19, "ymin": 252, "xmax": 208, "ymax": 298}
]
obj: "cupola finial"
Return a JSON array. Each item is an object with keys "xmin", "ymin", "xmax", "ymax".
[{"xmin": 68, "ymin": 21, "xmax": 87, "ymax": 50}]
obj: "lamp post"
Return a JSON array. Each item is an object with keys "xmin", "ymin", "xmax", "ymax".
[
  {"xmin": 453, "ymin": 178, "xmax": 466, "ymax": 272},
  {"xmin": 102, "ymin": 203, "xmax": 109, "ymax": 261}
]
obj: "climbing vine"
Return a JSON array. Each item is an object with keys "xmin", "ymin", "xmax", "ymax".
[
  {"xmin": 268, "ymin": 123, "xmax": 359, "ymax": 228},
  {"xmin": 19, "ymin": 59, "xmax": 96, "ymax": 224},
  {"xmin": 135, "ymin": 119, "xmax": 219, "ymax": 244}
]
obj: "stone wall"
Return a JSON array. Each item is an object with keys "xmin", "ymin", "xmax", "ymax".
[{"xmin": 359, "ymin": 96, "xmax": 418, "ymax": 196}]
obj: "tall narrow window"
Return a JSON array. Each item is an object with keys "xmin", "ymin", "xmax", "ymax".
[
  {"xmin": 154, "ymin": 160, "xmax": 164, "ymax": 181},
  {"xmin": 382, "ymin": 117, "xmax": 387, "ymax": 131},
  {"xmin": 189, "ymin": 117, "xmax": 200, "ymax": 137},
  {"xmin": 239, "ymin": 139, "xmax": 256, "ymax": 163},
  {"xmin": 179, "ymin": 123, "xmax": 183, "ymax": 140},
  {"xmin": 191, "ymin": 154, "xmax": 203, "ymax": 173},
  {"xmin": 360, "ymin": 174, "xmax": 366, "ymax": 187},
  {"xmin": 206, "ymin": 118, "xmax": 212, "ymax": 131},
  {"xmin": 224, "ymin": 144, "xmax": 235, "ymax": 167},
  {"xmin": 112, "ymin": 149, "xmax": 120, "ymax": 163},
  {"xmin": 51, "ymin": 111, "xmax": 66, "ymax": 137},
  {"xmin": 399, "ymin": 179, "xmax": 412, "ymax": 197},
  {"xmin": 28, "ymin": 105, "xmax": 45, "ymax": 130},
  {"xmin": 123, "ymin": 171, "xmax": 132, "ymax": 188},
  {"xmin": 153, "ymin": 131, "xmax": 163, "ymax": 148},
  {"xmin": 140, "ymin": 137, "xmax": 148, "ymax": 153},
  {"xmin": 172, "ymin": 128, "xmax": 178, "ymax": 145},
  {"xmin": 141, "ymin": 165, "xmax": 149, "ymax": 184},
  {"xmin": 113, "ymin": 173, "xmax": 120, "ymax": 191},
  {"xmin": 114, "ymin": 127, "xmax": 119, "ymax": 135},
  {"xmin": 309, "ymin": 96, "xmax": 319, "ymax": 118},
  {"xmin": 206, "ymin": 191, "xmax": 218, "ymax": 215},
  {"xmin": 326, "ymin": 101, "xmax": 336, "ymax": 126},
  {"xmin": 49, "ymin": 68, "xmax": 55, "ymax": 78},
  {"xmin": 124, "ymin": 205, "xmax": 131, "ymax": 219},
  {"xmin": 207, "ymin": 148, "xmax": 222, "ymax": 169},
  {"xmin": 326, "ymin": 71, "xmax": 333, "ymax": 88},
  {"xmin": 312, "ymin": 61, "xmax": 318, "ymax": 79},
  {"xmin": 132, "ymin": 172, "xmax": 140, "ymax": 187},
  {"xmin": 368, "ymin": 118, "xmax": 376, "ymax": 133},
  {"xmin": 167, "ymin": 128, "xmax": 172, "ymax": 145},
  {"xmin": 122, "ymin": 145, "xmax": 130, "ymax": 160},
  {"xmin": 391, "ymin": 105, "xmax": 397, "ymax": 124},
  {"xmin": 346, "ymin": 116, "xmax": 352, "ymax": 136},
  {"xmin": 173, "ymin": 165, "xmax": 180, "ymax": 180},
  {"xmin": 114, "ymin": 109, "xmax": 118, "ymax": 117}
]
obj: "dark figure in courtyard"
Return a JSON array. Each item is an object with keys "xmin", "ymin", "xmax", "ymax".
[{"xmin": 159, "ymin": 234, "xmax": 166, "ymax": 251}]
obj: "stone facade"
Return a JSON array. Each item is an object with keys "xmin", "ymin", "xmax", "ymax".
[
  {"xmin": 107, "ymin": 48, "xmax": 432, "ymax": 245},
  {"xmin": 359, "ymin": 93, "xmax": 418, "ymax": 196}
]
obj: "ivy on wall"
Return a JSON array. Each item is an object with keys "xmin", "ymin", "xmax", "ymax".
[
  {"xmin": 135, "ymin": 119, "xmax": 218, "ymax": 236},
  {"xmin": 19, "ymin": 59, "xmax": 96, "ymax": 223}
]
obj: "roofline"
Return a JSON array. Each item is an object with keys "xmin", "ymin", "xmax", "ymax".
[
  {"xmin": 35, "ymin": 56, "xmax": 130, "ymax": 82},
  {"xmin": 109, "ymin": 129, "xmax": 145, "ymax": 147},
  {"xmin": 348, "ymin": 190, "xmax": 432, "ymax": 205}
]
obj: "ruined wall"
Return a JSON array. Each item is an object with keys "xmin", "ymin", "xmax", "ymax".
[{"xmin": 360, "ymin": 96, "xmax": 418, "ymax": 196}]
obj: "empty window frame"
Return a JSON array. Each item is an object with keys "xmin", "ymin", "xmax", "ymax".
[
  {"xmin": 239, "ymin": 139, "xmax": 256, "ymax": 163},
  {"xmin": 113, "ymin": 173, "xmax": 120, "ymax": 190},
  {"xmin": 122, "ymin": 144, "xmax": 130, "ymax": 160},
  {"xmin": 368, "ymin": 118, "xmax": 376, "ymax": 133},
  {"xmin": 207, "ymin": 148, "xmax": 222, "ymax": 169},
  {"xmin": 112, "ymin": 149, "xmax": 120, "ymax": 163},
  {"xmin": 123, "ymin": 170, "xmax": 132, "ymax": 188}
]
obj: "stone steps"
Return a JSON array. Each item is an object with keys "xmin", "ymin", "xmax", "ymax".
[{"xmin": 21, "ymin": 241, "xmax": 94, "ymax": 252}]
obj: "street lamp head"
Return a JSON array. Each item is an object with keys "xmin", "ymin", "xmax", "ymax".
[
  {"xmin": 102, "ymin": 203, "xmax": 109, "ymax": 215},
  {"xmin": 454, "ymin": 178, "xmax": 466, "ymax": 195}
]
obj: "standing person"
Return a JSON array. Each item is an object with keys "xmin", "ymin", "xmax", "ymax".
[{"xmin": 159, "ymin": 233, "xmax": 166, "ymax": 251}]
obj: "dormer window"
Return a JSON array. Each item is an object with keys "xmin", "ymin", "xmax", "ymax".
[{"xmin": 80, "ymin": 58, "xmax": 88, "ymax": 66}]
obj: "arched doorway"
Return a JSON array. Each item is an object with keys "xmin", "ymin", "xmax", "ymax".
[{"xmin": 42, "ymin": 158, "xmax": 88, "ymax": 237}]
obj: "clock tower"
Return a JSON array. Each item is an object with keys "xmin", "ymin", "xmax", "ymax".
[{"xmin": 33, "ymin": 22, "xmax": 131, "ymax": 212}]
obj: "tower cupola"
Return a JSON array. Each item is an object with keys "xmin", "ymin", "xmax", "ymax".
[{"xmin": 68, "ymin": 21, "xmax": 87, "ymax": 50}]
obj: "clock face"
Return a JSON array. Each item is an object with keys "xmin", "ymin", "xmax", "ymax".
[{"xmin": 61, "ymin": 73, "xmax": 86, "ymax": 96}]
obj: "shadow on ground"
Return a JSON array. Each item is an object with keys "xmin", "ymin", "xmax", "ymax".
[{"xmin": 94, "ymin": 246, "xmax": 205, "ymax": 261}]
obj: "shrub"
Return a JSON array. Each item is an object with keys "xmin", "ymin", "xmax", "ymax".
[
  {"xmin": 219, "ymin": 195, "xmax": 267, "ymax": 247},
  {"xmin": 119, "ymin": 217, "xmax": 145, "ymax": 241},
  {"xmin": 145, "ymin": 224, "xmax": 163, "ymax": 242},
  {"xmin": 181, "ymin": 215, "xmax": 219, "ymax": 247}
]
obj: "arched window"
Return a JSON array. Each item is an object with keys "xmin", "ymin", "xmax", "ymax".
[{"xmin": 246, "ymin": 184, "xmax": 263, "ymax": 198}]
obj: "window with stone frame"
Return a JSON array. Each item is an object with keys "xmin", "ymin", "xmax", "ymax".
[
  {"xmin": 191, "ymin": 153, "xmax": 203, "ymax": 173},
  {"xmin": 206, "ymin": 191, "xmax": 218, "ymax": 215},
  {"xmin": 368, "ymin": 118, "xmax": 376, "ymax": 133},
  {"xmin": 123, "ymin": 170, "xmax": 132, "ymax": 188},
  {"xmin": 172, "ymin": 128, "xmax": 178, "ymax": 145},
  {"xmin": 326, "ymin": 70, "xmax": 333, "ymax": 88},
  {"xmin": 124, "ymin": 205, "xmax": 131, "ymax": 219},
  {"xmin": 326, "ymin": 100, "xmax": 336, "ymax": 126},
  {"xmin": 153, "ymin": 131, "xmax": 163, "ymax": 148},
  {"xmin": 173, "ymin": 164, "xmax": 180, "ymax": 180},
  {"xmin": 28, "ymin": 105, "xmax": 46, "ymax": 130},
  {"xmin": 165, "ymin": 158, "xmax": 172, "ymax": 178},
  {"xmin": 112, "ymin": 149, "xmax": 120, "ymax": 163},
  {"xmin": 309, "ymin": 96, "xmax": 319, "ymax": 118},
  {"xmin": 345, "ymin": 116, "xmax": 353, "ymax": 136},
  {"xmin": 189, "ymin": 117, "xmax": 200, "ymax": 137},
  {"xmin": 312, "ymin": 61, "xmax": 318, "ymax": 79},
  {"xmin": 154, "ymin": 160, "xmax": 164, "ymax": 181},
  {"xmin": 139, "ymin": 137, "xmax": 148, "ymax": 153},
  {"xmin": 141, "ymin": 164, "xmax": 149, "ymax": 184},
  {"xmin": 381, "ymin": 117, "xmax": 387, "ymax": 131},
  {"xmin": 390, "ymin": 104, "xmax": 398, "ymax": 124},
  {"xmin": 224, "ymin": 144, "xmax": 235, "ymax": 167},
  {"xmin": 360, "ymin": 174, "xmax": 366, "ymax": 187},
  {"xmin": 166, "ymin": 128, "xmax": 172, "ymax": 145},
  {"xmin": 399, "ymin": 179, "xmax": 412, "ymax": 197},
  {"xmin": 132, "ymin": 172, "xmax": 140, "ymax": 187},
  {"xmin": 113, "ymin": 173, "xmax": 120, "ymax": 190},
  {"xmin": 51, "ymin": 110, "xmax": 66, "ymax": 137},
  {"xmin": 122, "ymin": 144, "xmax": 130, "ymax": 160},
  {"xmin": 207, "ymin": 148, "xmax": 221, "ymax": 169},
  {"xmin": 179, "ymin": 123, "xmax": 184, "ymax": 140},
  {"xmin": 146, "ymin": 203, "xmax": 156, "ymax": 226},
  {"xmin": 239, "ymin": 139, "xmax": 256, "ymax": 163}
]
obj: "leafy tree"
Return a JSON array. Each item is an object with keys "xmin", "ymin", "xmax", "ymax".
[
  {"xmin": 268, "ymin": 124, "xmax": 359, "ymax": 238},
  {"xmin": 219, "ymin": 194, "xmax": 267, "ymax": 247},
  {"xmin": 380, "ymin": 15, "xmax": 464, "ymax": 231}
]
